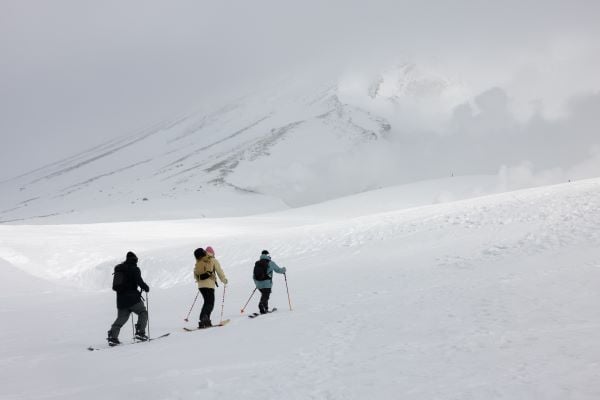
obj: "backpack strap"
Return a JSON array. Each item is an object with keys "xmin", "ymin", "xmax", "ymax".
[
  {"xmin": 263, "ymin": 259, "xmax": 272, "ymax": 279},
  {"xmin": 213, "ymin": 263, "xmax": 219, "ymax": 287}
]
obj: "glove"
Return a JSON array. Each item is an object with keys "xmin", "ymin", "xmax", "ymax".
[
  {"xmin": 223, "ymin": 279, "xmax": 228, "ymax": 285},
  {"xmin": 142, "ymin": 284, "xmax": 150, "ymax": 293},
  {"xmin": 282, "ymin": 267, "xmax": 287, "ymax": 274}
]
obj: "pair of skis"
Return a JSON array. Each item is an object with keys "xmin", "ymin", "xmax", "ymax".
[
  {"xmin": 87, "ymin": 333, "xmax": 170, "ymax": 351},
  {"xmin": 183, "ymin": 319, "xmax": 231, "ymax": 332},
  {"xmin": 248, "ymin": 307, "xmax": 277, "ymax": 318}
]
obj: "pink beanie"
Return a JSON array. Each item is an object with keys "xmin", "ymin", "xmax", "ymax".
[{"xmin": 206, "ymin": 246, "xmax": 215, "ymax": 256}]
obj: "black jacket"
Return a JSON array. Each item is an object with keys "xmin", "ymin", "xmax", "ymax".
[{"xmin": 114, "ymin": 260, "xmax": 149, "ymax": 309}]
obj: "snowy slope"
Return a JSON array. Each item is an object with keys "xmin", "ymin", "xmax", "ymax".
[
  {"xmin": 1, "ymin": 178, "xmax": 600, "ymax": 399},
  {"xmin": 3, "ymin": 61, "xmax": 597, "ymax": 226}
]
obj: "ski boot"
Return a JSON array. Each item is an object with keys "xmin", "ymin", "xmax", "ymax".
[
  {"xmin": 107, "ymin": 334, "xmax": 121, "ymax": 346},
  {"xmin": 198, "ymin": 319, "xmax": 212, "ymax": 329}
]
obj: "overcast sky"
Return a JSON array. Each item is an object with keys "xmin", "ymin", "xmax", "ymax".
[{"xmin": 1, "ymin": 0, "xmax": 599, "ymax": 180}]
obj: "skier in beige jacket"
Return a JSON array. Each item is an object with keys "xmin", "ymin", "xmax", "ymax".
[{"xmin": 193, "ymin": 246, "xmax": 228, "ymax": 328}]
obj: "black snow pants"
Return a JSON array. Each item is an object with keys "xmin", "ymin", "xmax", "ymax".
[
  {"xmin": 258, "ymin": 288, "xmax": 271, "ymax": 314},
  {"xmin": 108, "ymin": 301, "xmax": 148, "ymax": 339},
  {"xmin": 199, "ymin": 288, "xmax": 215, "ymax": 324}
]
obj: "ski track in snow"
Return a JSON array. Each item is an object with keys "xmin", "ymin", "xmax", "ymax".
[{"xmin": 1, "ymin": 179, "xmax": 600, "ymax": 399}]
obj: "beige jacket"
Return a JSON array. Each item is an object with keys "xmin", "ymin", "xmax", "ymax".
[{"xmin": 194, "ymin": 255, "xmax": 227, "ymax": 289}]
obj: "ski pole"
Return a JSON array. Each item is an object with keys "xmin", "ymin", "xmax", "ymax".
[
  {"xmin": 240, "ymin": 288, "xmax": 257, "ymax": 314},
  {"xmin": 284, "ymin": 273, "xmax": 293, "ymax": 311},
  {"xmin": 219, "ymin": 285, "xmax": 226, "ymax": 325},
  {"xmin": 145, "ymin": 292, "xmax": 150, "ymax": 340},
  {"xmin": 131, "ymin": 314, "xmax": 135, "ymax": 338},
  {"xmin": 184, "ymin": 289, "xmax": 200, "ymax": 322}
]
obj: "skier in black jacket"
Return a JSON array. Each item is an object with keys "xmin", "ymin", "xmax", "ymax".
[{"xmin": 107, "ymin": 251, "xmax": 150, "ymax": 345}]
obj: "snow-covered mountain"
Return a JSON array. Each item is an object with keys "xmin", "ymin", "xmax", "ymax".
[
  {"xmin": 3, "ymin": 62, "xmax": 598, "ymax": 224},
  {"xmin": 0, "ymin": 64, "xmax": 472, "ymax": 224}
]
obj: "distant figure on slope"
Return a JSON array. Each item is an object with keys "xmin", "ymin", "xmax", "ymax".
[
  {"xmin": 253, "ymin": 250, "xmax": 286, "ymax": 314},
  {"xmin": 107, "ymin": 251, "xmax": 150, "ymax": 345},
  {"xmin": 194, "ymin": 246, "xmax": 228, "ymax": 328}
]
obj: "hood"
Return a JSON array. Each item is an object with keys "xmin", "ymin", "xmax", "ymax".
[{"xmin": 196, "ymin": 254, "xmax": 213, "ymax": 266}]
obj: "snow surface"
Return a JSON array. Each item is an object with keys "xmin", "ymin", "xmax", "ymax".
[{"xmin": 1, "ymin": 178, "xmax": 600, "ymax": 399}]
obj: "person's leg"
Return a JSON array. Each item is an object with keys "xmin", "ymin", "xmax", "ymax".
[
  {"xmin": 199, "ymin": 288, "xmax": 215, "ymax": 327},
  {"xmin": 131, "ymin": 301, "xmax": 148, "ymax": 336},
  {"xmin": 108, "ymin": 308, "xmax": 131, "ymax": 340},
  {"xmin": 258, "ymin": 288, "xmax": 271, "ymax": 314}
]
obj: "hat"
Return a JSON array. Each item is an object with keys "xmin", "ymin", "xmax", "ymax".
[
  {"xmin": 261, "ymin": 250, "xmax": 269, "ymax": 255},
  {"xmin": 194, "ymin": 248, "xmax": 206, "ymax": 260},
  {"xmin": 126, "ymin": 251, "xmax": 138, "ymax": 263},
  {"xmin": 206, "ymin": 246, "xmax": 215, "ymax": 256}
]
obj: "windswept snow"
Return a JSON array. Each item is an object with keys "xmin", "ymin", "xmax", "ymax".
[{"xmin": 1, "ymin": 178, "xmax": 600, "ymax": 399}]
